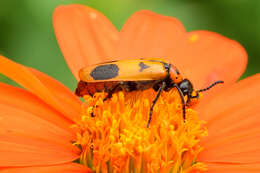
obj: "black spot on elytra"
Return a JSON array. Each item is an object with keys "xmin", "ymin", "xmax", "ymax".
[
  {"xmin": 139, "ymin": 62, "xmax": 150, "ymax": 72},
  {"xmin": 90, "ymin": 64, "xmax": 119, "ymax": 80}
]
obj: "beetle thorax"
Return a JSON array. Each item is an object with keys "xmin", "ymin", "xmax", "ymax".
[{"xmin": 169, "ymin": 66, "xmax": 183, "ymax": 83}]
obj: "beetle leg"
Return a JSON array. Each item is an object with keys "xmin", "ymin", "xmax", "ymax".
[
  {"xmin": 103, "ymin": 83, "xmax": 121, "ymax": 101},
  {"xmin": 147, "ymin": 82, "xmax": 166, "ymax": 128},
  {"xmin": 91, "ymin": 84, "xmax": 121, "ymax": 117},
  {"xmin": 173, "ymin": 83, "xmax": 186, "ymax": 120}
]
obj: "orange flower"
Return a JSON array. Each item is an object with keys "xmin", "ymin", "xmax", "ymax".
[{"xmin": 0, "ymin": 4, "xmax": 259, "ymax": 173}]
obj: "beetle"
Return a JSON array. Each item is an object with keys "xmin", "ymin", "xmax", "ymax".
[{"xmin": 75, "ymin": 58, "xmax": 224, "ymax": 127}]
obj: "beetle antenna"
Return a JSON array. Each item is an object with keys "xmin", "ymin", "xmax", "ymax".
[{"xmin": 197, "ymin": 80, "xmax": 224, "ymax": 93}]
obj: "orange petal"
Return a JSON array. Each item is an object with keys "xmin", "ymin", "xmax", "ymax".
[
  {"xmin": 183, "ymin": 31, "xmax": 247, "ymax": 88},
  {"xmin": 53, "ymin": 4, "xmax": 119, "ymax": 80},
  {"xmin": 0, "ymin": 163, "xmax": 92, "ymax": 173},
  {"xmin": 29, "ymin": 68, "xmax": 81, "ymax": 115},
  {"xmin": 0, "ymin": 104, "xmax": 79, "ymax": 167},
  {"xmin": 0, "ymin": 100, "xmax": 74, "ymax": 144},
  {"xmin": 206, "ymin": 163, "xmax": 260, "ymax": 173},
  {"xmin": 197, "ymin": 73, "xmax": 260, "ymax": 163},
  {"xmin": 0, "ymin": 83, "xmax": 73, "ymax": 131},
  {"xmin": 0, "ymin": 55, "xmax": 81, "ymax": 122},
  {"xmin": 0, "ymin": 133, "xmax": 79, "ymax": 167},
  {"xmin": 116, "ymin": 10, "xmax": 185, "ymax": 59},
  {"xmin": 116, "ymin": 11, "xmax": 247, "ymax": 88},
  {"xmin": 198, "ymin": 73, "xmax": 260, "ymax": 127}
]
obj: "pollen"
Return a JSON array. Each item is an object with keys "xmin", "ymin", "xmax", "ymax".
[
  {"xmin": 72, "ymin": 89, "xmax": 208, "ymax": 173},
  {"xmin": 90, "ymin": 12, "xmax": 97, "ymax": 19},
  {"xmin": 189, "ymin": 34, "xmax": 199, "ymax": 43}
]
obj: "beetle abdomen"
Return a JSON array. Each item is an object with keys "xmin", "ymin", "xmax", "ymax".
[{"xmin": 75, "ymin": 80, "xmax": 119, "ymax": 97}]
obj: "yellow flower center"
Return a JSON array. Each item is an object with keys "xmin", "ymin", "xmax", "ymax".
[{"xmin": 72, "ymin": 89, "xmax": 208, "ymax": 173}]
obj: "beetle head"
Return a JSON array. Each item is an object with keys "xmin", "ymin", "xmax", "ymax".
[
  {"xmin": 179, "ymin": 79, "xmax": 193, "ymax": 95},
  {"xmin": 177, "ymin": 79, "xmax": 194, "ymax": 97},
  {"xmin": 178, "ymin": 79, "xmax": 224, "ymax": 103}
]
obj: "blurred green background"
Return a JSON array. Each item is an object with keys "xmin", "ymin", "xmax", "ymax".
[{"xmin": 0, "ymin": 0, "xmax": 259, "ymax": 90}]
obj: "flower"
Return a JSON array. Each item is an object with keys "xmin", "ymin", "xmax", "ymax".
[{"xmin": 0, "ymin": 4, "xmax": 259, "ymax": 173}]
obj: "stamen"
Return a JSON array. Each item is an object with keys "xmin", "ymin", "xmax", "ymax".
[{"xmin": 72, "ymin": 89, "xmax": 208, "ymax": 172}]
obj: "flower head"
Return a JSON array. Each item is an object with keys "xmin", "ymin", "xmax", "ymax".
[
  {"xmin": 0, "ymin": 4, "xmax": 259, "ymax": 173},
  {"xmin": 72, "ymin": 89, "xmax": 207, "ymax": 172}
]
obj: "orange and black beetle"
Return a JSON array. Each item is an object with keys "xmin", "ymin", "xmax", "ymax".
[{"xmin": 75, "ymin": 58, "xmax": 223, "ymax": 127}]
